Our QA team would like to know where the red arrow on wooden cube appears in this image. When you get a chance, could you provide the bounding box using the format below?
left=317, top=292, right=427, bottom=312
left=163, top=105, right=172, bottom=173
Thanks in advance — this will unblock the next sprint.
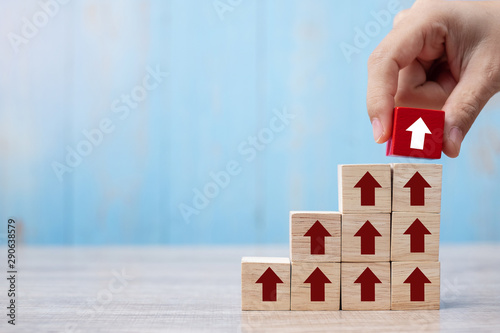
left=304, top=220, right=332, bottom=255
left=354, top=267, right=382, bottom=301
left=404, top=171, right=431, bottom=206
left=354, top=221, right=382, bottom=255
left=256, top=267, right=283, bottom=302
left=404, top=218, right=431, bottom=253
left=404, top=267, right=431, bottom=301
left=304, top=267, right=331, bottom=302
left=354, top=171, right=382, bottom=206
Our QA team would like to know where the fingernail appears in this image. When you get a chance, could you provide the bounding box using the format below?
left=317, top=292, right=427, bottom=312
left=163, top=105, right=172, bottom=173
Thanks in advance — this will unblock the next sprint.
left=449, top=127, right=463, bottom=155
left=372, top=118, right=384, bottom=143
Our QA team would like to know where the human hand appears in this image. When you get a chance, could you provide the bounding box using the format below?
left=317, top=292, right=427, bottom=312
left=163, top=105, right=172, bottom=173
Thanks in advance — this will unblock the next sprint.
left=367, top=0, right=500, bottom=157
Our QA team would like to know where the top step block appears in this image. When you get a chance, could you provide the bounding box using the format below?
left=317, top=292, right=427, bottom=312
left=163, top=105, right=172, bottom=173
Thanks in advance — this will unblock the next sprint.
left=392, top=163, right=442, bottom=213
left=338, top=164, right=392, bottom=214
left=386, top=107, right=445, bottom=159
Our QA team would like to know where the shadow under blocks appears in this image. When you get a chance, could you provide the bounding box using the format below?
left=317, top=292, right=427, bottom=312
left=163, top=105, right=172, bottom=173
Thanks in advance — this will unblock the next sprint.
left=241, top=163, right=441, bottom=310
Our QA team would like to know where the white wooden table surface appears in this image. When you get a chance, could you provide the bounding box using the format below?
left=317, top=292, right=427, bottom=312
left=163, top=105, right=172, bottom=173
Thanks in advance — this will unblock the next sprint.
left=2, top=244, right=500, bottom=332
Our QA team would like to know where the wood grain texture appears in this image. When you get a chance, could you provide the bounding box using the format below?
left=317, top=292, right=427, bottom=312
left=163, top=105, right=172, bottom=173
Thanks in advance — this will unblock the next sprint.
left=338, top=164, right=392, bottom=214
left=242, top=257, right=291, bottom=310
left=391, top=213, right=440, bottom=262
left=341, top=214, right=391, bottom=262
left=391, top=261, right=440, bottom=310
left=7, top=245, right=500, bottom=332
left=392, top=164, right=442, bottom=213
left=341, top=262, right=391, bottom=310
left=290, top=211, right=341, bottom=262
left=291, top=262, right=340, bottom=311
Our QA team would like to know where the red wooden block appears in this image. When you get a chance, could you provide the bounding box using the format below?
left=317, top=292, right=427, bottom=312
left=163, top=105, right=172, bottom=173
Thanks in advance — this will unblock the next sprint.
left=386, top=107, right=445, bottom=159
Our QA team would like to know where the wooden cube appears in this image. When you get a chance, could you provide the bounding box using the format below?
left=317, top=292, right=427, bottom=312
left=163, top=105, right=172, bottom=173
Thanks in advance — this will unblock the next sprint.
left=338, top=164, right=392, bottom=213
left=341, top=262, right=391, bottom=310
left=341, top=214, right=390, bottom=262
left=392, top=163, right=442, bottom=213
left=291, top=262, right=340, bottom=310
left=391, top=261, right=440, bottom=310
left=386, top=107, right=445, bottom=159
left=290, top=211, right=341, bottom=263
left=241, top=257, right=290, bottom=310
left=391, top=213, right=440, bottom=262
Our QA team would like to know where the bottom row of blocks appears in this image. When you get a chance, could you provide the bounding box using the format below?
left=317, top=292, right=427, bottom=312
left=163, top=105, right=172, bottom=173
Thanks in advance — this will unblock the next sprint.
left=241, top=257, right=440, bottom=310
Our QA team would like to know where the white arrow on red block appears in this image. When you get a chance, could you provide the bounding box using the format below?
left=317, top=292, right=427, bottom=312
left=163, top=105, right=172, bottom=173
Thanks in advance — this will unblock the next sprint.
left=406, top=117, right=431, bottom=150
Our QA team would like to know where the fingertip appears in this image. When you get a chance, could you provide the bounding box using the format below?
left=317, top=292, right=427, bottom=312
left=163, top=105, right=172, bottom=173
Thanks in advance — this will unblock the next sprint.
left=378, top=134, right=391, bottom=144
left=442, top=145, right=459, bottom=158
left=442, top=126, right=463, bottom=158
left=371, top=117, right=392, bottom=144
left=371, top=118, right=384, bottom=143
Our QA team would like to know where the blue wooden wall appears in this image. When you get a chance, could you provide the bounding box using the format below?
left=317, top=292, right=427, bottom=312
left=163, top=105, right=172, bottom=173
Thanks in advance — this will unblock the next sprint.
left=1, top=0, right=500, bottom=245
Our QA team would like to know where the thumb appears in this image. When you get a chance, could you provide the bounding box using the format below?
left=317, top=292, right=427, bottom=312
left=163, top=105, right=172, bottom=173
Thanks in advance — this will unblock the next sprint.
left=441, top=62, right=499, bottom=158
